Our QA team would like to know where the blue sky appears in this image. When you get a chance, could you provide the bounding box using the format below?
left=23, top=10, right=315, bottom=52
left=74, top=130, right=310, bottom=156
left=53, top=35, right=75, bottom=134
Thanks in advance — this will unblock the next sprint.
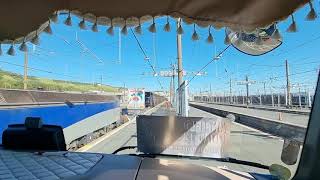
left=0, top=4, right=319, bottom=95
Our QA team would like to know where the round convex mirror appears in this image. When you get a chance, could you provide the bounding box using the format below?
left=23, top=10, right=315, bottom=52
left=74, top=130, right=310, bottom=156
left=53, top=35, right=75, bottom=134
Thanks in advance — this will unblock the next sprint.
left=226, top=24, right=282, bottom=56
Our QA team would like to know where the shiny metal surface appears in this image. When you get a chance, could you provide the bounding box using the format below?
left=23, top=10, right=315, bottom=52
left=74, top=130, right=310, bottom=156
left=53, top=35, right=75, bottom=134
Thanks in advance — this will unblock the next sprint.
left=137, top=115, right=232, bottom=158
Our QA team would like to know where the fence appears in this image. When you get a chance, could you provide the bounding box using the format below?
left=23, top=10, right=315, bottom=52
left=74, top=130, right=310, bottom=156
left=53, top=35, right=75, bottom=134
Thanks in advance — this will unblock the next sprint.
left=192, top=92, right=314, bottom=109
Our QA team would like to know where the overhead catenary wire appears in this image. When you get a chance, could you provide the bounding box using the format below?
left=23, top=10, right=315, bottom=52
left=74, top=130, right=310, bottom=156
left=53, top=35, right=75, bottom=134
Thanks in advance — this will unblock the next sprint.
left=230, top=58, right=320, bottom=79
left=199, top=63, right=318, bottom=95
left=280, top=68, right=318, bottom=78
left=130, top=28, right=164, bottom=90
left=186, top=45, right=231, bottom=87
left=199, top=35, right=320, bottom=94
left=75, top=32, right=103, bottom=64
left=273, top=34, right=320, bottom=57
left=152, top=33, right=157, bottom=69
left=130, top=28, right=148, bottom=57
left=0, top=60, right=77, bottom=78
left=234, top=35, right=320, bottom=74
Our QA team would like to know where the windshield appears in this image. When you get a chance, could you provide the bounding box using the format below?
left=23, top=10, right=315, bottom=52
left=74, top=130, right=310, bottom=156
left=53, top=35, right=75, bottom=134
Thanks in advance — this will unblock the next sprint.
left=0, top=3, right=317, bottom=177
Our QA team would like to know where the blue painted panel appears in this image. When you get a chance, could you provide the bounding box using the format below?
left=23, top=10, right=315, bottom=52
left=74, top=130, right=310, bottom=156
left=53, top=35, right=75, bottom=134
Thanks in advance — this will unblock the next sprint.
left=0, top=102, right=118, bottom=142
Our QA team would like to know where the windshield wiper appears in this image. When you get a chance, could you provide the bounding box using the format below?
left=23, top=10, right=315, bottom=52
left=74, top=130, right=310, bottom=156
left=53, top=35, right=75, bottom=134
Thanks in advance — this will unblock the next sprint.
left=112, top=146, right=137, bottom=154
left=112, top=146, right=269, bottom=170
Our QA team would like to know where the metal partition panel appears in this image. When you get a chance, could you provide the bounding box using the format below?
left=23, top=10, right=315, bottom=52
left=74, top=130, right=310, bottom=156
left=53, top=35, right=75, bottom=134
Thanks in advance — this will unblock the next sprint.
left=137, top=115, right=229, bottom=158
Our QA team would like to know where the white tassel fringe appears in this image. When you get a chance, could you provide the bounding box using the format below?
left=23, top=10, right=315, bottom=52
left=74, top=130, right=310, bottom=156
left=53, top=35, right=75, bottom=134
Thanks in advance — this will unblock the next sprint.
left=7, top=44, right=15, bottom=56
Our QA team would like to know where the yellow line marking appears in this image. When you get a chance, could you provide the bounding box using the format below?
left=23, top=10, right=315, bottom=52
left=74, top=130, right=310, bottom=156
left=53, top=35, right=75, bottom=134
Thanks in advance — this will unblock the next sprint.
left=76, top=119, right=134, bottom=152
left=76, top=101, right=166, bottom=152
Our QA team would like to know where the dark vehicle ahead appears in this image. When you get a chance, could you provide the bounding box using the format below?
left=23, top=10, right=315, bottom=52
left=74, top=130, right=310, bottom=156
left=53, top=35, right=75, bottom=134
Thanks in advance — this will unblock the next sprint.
left=145, top=92, right=154, bottom=107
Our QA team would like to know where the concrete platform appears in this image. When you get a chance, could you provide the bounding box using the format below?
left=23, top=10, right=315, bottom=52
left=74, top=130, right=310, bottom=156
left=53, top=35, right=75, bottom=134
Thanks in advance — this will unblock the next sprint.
left=85, top=106, right=300, bottom=174
left=192, top=102, right=308, bottom=127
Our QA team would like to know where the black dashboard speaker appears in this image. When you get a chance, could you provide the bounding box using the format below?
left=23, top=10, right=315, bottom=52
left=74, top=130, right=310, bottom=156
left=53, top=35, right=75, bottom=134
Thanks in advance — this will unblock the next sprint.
left=2, top=117, right=66, bottom=151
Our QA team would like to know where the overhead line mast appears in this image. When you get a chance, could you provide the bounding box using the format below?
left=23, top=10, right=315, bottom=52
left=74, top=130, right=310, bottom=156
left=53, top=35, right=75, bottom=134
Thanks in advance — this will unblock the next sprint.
left=177, top=18, right=183, bottom=87
left=285, top=60, right=292, bottom=107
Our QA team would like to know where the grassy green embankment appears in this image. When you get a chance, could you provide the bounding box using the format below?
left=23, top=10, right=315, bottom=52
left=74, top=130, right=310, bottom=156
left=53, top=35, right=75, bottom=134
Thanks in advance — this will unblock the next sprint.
left=0, top=70, right=119, bottom=92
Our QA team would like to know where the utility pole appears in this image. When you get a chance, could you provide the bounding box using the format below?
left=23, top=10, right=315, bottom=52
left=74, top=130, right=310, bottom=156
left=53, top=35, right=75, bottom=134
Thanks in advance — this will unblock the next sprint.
left=23, top=51, right=28, bottom=90
left=307, top=88, right=312, bottom=108
left=172, top=64, right=175, bottom=106
left=298, top=84, right=302, bottom=109
left=246, top=76, right=249, bottom=106
left=285, top=60, right=291, bottom=106
left=170, top=77, right=173, bottom=105
left=177, top=18, right=183, bottom=87
left=258, top=89, right=262, bottom=105
left=170, top=63, right=176, bottom=106
left=284, top=87, right=288, bottom=106
left=292, top=83, right=302, bottom=109
left=240, top=90, right=244, bottom=105
left=235, top=92, right=238, bottom=104
left=176, top=18, right=183, bottom=115
left=236, top=75, right=255, bottom=107
left=271, top=88, right=274, bottom=107
left=229, top=78, right=232, bottom=104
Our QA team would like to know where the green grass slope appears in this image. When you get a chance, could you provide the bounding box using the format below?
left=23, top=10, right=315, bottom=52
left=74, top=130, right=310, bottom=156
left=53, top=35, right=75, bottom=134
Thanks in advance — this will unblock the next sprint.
left=0, top=70, right=119, bottom=92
